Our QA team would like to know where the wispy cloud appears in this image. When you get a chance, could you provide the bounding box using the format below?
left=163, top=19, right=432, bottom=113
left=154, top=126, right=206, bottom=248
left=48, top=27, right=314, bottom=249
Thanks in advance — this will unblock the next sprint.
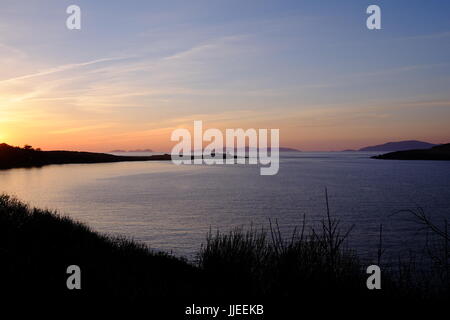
left=348, top=63, right=449, bottom=79
left=0, top=56, right=132, bottom=85
left=50, top=123, right=117, bottom=135
left=163, top=35, right=249, bottom=61
left=0, top=41, right=27, bottom=58
left=403, top=31, right=450, bottom=40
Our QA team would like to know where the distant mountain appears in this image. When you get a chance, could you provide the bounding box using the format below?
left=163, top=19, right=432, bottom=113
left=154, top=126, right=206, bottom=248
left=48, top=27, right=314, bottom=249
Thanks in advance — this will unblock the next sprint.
left=192, top=147, right=301, bottom=153
left=128, top=149, right=153, bottom=153
left=373, top=143, right=450, bottom=160
left=109, top=149, right=153, bottom=153
left=238, top=147, right=300, bottom=152
left=279, top=147, right=301, bottom=152
left=359, top=140, right=436, bottom=152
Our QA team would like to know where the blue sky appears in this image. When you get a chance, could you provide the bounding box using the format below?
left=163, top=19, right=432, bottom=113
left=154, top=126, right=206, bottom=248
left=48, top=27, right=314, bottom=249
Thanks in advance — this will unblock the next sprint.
left=1, top=0, right=449, bottom=151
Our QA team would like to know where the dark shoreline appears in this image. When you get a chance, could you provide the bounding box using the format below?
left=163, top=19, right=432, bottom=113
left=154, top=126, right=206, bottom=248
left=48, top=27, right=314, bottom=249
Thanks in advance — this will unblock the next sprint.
left=0, top=143, right=249, bottom=171
left=0, top=143, right=171, bottom=170
left=372, top=143, right=450, bottom=160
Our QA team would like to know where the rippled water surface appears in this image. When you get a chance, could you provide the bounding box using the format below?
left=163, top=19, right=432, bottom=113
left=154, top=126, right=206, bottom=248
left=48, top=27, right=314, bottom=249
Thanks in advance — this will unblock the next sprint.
left=1, top=152, right=450, bottom=260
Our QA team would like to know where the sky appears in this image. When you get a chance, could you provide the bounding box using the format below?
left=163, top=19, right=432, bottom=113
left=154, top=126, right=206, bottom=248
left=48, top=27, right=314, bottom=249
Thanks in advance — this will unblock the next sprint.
left=1, top=0, right=450, bottom=151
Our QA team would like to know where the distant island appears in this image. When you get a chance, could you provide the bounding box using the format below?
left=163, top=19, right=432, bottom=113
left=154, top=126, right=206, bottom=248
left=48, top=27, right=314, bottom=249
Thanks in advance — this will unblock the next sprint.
left=0, top=143, right=170, bottom=170
left=110, top=149, right=154, bottom=153
left=111, top=147, right=299, bottom=153
left=373, top=143, right=450, bottom=160
left=359, top=140, right=436, bottom=152
left=232, top=147, right=300, bottom=152
left=279, top=147, right=301, bottom=152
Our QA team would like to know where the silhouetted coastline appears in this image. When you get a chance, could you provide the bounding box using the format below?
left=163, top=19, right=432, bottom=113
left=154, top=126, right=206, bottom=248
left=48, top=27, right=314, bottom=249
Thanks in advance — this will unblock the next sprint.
left=373, top=143, right=450, bottom=160
left=0, top=143, right=252, bottom=170
left=0, top=143, right=171, bottom=170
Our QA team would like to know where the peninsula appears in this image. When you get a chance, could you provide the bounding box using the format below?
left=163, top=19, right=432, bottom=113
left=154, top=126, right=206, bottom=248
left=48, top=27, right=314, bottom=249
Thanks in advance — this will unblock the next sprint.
left=372, top=143, right=450, bottom=160
left=0, top=143, right=171, bottom=170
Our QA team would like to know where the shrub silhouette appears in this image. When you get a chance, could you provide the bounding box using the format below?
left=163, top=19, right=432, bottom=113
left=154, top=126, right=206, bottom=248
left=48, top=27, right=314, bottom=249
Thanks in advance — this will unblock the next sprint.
left=0, top=192, right=448, bottom=306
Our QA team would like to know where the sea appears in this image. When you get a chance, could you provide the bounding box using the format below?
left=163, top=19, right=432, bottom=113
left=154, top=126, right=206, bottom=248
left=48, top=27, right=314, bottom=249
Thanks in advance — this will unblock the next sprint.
left=1, top=151, right=449, bottom=262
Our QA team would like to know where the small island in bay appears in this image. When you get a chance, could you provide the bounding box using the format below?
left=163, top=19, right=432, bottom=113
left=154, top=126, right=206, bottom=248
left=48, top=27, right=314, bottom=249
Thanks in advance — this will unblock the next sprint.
left=372, top=143, right=450, bottom=160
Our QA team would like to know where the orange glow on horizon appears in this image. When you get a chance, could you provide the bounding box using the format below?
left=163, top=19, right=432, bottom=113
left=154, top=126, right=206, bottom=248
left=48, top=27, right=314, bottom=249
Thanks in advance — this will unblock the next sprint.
left=2, top=117, right=449, bottom=153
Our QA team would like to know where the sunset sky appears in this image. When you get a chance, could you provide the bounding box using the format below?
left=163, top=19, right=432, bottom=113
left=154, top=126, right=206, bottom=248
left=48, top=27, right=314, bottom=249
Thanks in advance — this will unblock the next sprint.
left=1, top=0, right=450, bottom=151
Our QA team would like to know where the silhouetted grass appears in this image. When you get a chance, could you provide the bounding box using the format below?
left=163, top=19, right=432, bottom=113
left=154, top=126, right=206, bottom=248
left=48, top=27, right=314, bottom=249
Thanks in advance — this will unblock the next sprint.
left=383, top=208, right=450, bottom=299
left=0, top=194, right=201, bottom=302
left=197, top=212, right=364, bottom=299
left=0, top=192, right=448, bottom=305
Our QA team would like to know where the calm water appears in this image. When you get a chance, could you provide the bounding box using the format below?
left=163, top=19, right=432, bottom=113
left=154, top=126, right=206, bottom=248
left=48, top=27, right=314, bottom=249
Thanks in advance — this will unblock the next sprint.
left=1, top=152, right=450, bottom=261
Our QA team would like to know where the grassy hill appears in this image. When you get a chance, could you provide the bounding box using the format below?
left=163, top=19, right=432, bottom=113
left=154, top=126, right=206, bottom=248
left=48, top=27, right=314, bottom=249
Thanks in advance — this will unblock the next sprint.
left=1, top=193, right=449, bottom=307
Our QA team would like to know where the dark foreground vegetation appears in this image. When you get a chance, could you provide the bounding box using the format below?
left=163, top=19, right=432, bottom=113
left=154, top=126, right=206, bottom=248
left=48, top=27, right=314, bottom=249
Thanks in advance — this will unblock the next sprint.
left=0, top=143, right=171, bottom=170
left=0, top=193, right=449, bottom=311
left=373, top=143, right=450, bottom=160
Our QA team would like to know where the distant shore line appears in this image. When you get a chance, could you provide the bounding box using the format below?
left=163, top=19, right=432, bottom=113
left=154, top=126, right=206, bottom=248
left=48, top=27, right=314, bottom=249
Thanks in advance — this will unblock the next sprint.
left=2, top=142, right=449, bottom=172
left=0, top=143, right=253, bottom=171
left=0, top=143, right=172, bottom=170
